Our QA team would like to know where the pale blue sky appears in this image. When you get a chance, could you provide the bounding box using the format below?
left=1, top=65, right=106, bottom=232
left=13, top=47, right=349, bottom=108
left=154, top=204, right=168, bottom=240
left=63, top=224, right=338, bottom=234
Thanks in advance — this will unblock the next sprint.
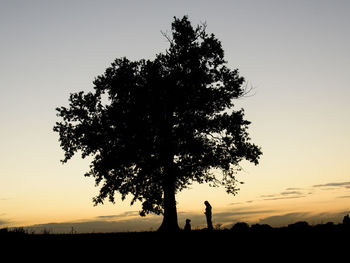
left=0, top=0, right=349, bottom=231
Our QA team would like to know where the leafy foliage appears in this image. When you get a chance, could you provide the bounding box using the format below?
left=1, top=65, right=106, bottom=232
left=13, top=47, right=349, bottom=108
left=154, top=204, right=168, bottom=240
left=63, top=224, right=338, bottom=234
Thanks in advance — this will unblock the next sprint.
left=54, top=16, right=262, bottom=216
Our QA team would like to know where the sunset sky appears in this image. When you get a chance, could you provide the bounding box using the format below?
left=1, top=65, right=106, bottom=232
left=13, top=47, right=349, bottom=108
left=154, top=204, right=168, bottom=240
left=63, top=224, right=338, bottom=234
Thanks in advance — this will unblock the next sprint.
left=1, top=0, right=349, bottom=233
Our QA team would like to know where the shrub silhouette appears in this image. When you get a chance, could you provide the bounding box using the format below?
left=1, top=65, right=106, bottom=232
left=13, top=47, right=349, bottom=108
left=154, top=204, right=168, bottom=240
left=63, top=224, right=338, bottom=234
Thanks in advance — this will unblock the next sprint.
left=287, top=221, right=310, bottom=231
left=250, top=224, right=273, bottom=233
left=231, top=222, right=250, bottom=232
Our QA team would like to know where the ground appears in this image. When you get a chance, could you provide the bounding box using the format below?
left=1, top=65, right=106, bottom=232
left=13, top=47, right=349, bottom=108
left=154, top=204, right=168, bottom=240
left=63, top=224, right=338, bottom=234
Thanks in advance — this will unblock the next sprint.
left=1, top=223, right=349, bottom=260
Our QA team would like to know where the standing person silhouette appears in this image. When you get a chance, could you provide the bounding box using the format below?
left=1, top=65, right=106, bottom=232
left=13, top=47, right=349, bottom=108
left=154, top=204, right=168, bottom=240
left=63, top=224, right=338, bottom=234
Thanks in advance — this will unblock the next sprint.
left=204, top=201, right=213, bottom=230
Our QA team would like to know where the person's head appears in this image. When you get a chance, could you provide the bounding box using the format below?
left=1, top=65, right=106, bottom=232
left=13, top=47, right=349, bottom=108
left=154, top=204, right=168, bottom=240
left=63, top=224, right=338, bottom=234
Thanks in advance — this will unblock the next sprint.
left=186, top=219, right=191, bottom=223
left=204, top=200, right=210, bottom=207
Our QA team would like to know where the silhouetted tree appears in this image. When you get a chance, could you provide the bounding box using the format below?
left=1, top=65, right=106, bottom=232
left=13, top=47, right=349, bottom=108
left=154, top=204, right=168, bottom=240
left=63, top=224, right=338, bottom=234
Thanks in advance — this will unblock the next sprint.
left=53, top=16, right=262, bottom=232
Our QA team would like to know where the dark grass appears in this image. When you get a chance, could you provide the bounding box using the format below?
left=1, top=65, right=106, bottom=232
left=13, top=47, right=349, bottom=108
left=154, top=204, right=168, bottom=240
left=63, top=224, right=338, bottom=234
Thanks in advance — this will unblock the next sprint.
left=1, top=222, right=349, bottom=259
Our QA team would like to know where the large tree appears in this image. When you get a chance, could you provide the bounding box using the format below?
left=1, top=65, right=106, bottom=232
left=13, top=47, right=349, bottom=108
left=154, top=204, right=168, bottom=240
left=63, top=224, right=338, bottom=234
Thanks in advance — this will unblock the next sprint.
left=54, top=16, right=262, bottom=232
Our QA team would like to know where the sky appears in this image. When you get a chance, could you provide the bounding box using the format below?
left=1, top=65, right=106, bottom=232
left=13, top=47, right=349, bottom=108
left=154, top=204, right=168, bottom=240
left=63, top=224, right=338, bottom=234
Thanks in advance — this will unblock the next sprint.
left=0, top=0, right=349, bottom=233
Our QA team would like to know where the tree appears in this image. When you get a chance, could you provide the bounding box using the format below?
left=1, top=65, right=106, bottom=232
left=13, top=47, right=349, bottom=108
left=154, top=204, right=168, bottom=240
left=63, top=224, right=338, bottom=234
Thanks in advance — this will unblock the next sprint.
left=53, top=16, right=262, bottom=232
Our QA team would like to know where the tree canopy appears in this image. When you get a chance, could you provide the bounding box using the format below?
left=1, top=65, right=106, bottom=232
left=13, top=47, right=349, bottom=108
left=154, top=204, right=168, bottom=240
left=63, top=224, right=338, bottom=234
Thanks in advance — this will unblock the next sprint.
left=54, top=16, right=262, bottom=231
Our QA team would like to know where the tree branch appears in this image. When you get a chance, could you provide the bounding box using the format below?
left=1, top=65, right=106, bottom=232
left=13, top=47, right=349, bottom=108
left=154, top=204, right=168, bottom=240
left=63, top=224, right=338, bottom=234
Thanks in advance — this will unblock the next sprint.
left=160, top=30, right=173, bottom=44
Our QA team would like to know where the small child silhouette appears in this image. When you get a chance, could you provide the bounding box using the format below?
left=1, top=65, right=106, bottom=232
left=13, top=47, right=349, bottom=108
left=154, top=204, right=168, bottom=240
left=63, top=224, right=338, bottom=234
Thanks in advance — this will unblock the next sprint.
left=204, top=201, right=213, bottom=230
left=184, top=219, right=191, bottom=231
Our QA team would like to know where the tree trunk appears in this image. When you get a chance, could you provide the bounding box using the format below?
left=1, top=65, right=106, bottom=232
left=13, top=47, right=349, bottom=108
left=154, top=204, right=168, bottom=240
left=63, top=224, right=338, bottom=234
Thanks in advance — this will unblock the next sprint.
left=158, top=97, right=179, bottom=232
left=158, top=173, right=180, bottom=232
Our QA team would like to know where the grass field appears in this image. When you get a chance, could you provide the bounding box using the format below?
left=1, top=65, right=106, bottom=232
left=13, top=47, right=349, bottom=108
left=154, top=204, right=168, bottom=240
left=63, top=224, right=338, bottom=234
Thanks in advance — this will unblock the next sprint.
left=1, top=222, right=349, bottom=260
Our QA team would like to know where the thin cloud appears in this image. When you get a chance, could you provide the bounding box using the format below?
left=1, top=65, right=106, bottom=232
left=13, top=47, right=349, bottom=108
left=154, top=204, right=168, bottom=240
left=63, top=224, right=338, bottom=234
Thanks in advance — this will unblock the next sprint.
left=260, top=194, right=277, bottom=198
left=313, top=181, right=350, bottom=188
left=229, top=202, right=244, bottom=206
left=263, top=196, right=306, bottom=201
left=336, top=195, right=350, bottom=199
left=280, top=191, right=303, bottom=196
left=214, top=209, right=276, bottom=218
left=97, top=211, right=139, bottom=220
left=0, top=215, right=10, bottom=226
left=0, top=220, right=9, bottom=226
left=260, top=188, right=308, bottom=202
